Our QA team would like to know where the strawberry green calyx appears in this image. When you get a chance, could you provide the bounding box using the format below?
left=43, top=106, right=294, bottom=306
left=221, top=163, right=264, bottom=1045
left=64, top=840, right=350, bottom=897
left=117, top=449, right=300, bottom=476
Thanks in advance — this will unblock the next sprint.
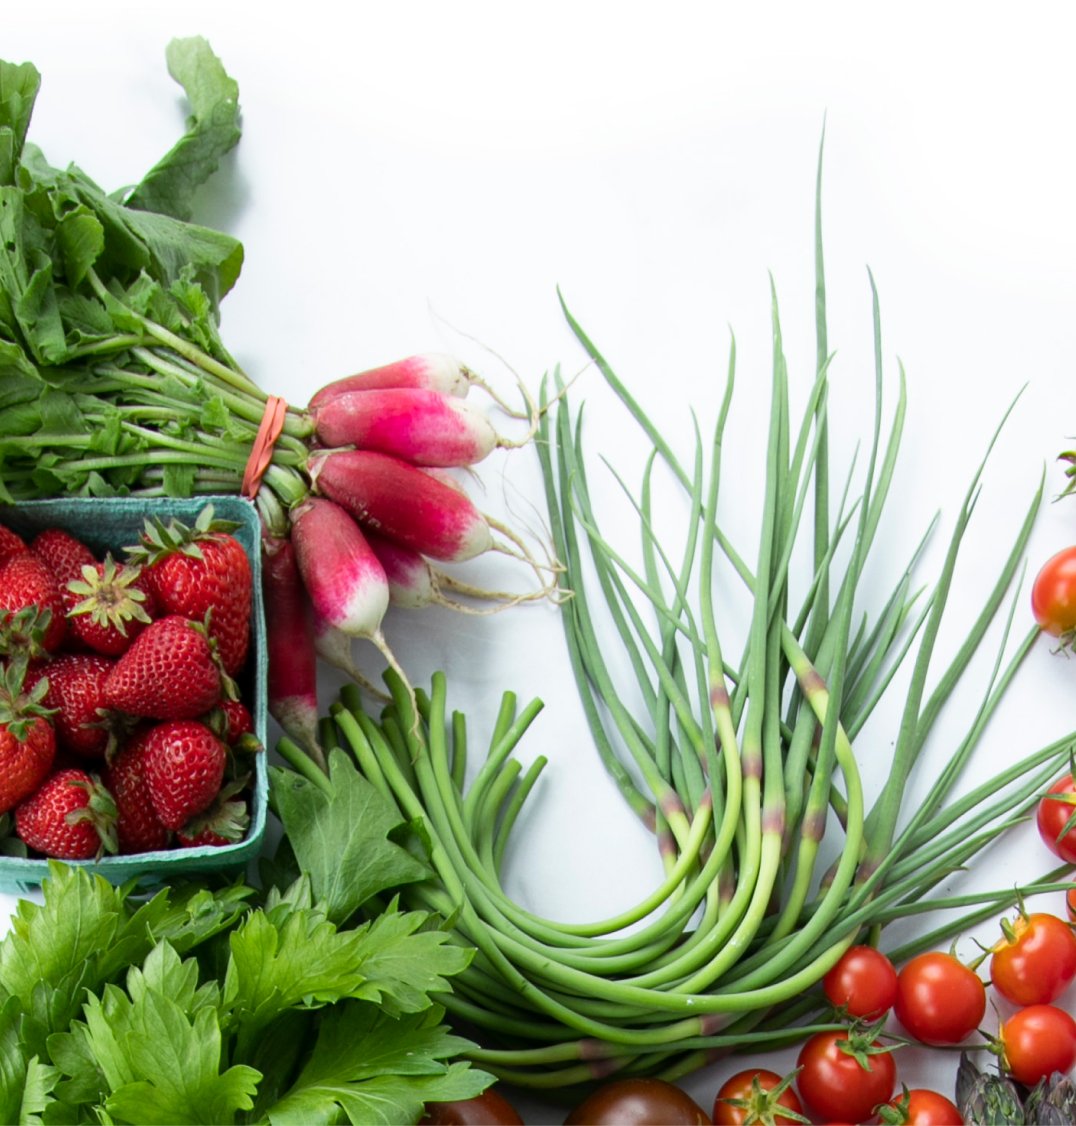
left=125, top=503, right=242, bottom=567
left=67, top=556, right=153, bottom=638
left=66, top=773, right=120, bottom=857
left=178, top=775, right=250, bottom=845
left=0, top=656, right=55, bottom=741
left=0, top=605, right=56, bottom=662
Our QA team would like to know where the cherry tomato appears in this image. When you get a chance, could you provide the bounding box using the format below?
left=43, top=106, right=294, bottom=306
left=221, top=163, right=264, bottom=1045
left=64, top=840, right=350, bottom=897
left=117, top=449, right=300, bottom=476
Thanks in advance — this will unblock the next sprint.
left=879, top=1087, right=963, bottom=1125
left=795, top=1029, right=897, bottom=1124
left=1031, top=546, right=1076, bottom=637
left=1067, top=880, right=1076, bottom=924
left=712, top=1068, right=803, bottom=1126
left=564, top=1078, right=710, bottom=1125
left=420, top=1087, right=524, bottom=1125
left=893, top=951, right=985, bottom=1045
left=1036, top=774, right=1076, bottom=863
left=1000, top=1003, right=1076, bottom=1085
left=990, top=911, right=1076, bottom=1005
left=822, top=945, right=899, bottom=1019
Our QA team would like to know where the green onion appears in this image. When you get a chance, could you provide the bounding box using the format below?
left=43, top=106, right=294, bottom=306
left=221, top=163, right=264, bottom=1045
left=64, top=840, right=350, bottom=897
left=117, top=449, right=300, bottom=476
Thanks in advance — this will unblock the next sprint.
left=311, top=147, right=1071, bottom=1092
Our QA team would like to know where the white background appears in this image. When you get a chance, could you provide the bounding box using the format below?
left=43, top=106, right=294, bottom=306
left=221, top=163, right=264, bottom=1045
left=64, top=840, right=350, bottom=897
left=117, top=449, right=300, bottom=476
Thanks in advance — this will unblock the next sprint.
left=5, top=3, right=1076, bottom=1122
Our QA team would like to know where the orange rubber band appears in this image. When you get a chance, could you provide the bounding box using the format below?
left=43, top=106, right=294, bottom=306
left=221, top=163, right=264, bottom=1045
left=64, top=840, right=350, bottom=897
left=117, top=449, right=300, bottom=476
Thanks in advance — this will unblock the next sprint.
left=241, top=395, right=289, bottom=498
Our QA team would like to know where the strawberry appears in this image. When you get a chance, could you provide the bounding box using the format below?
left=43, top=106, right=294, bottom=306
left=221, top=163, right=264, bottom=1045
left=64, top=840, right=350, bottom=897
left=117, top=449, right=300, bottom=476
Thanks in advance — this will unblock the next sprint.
left=104, top=727, right=170, bottom=854
left=30, top=527, right=96, bottom=586
left=0, top=551, right=66, bottom=653
left=204, top=697, right=261, bottom=753
left=0, top=658, right=56, bottom=814
left=102, top=615, right=228, bottom=720
left=128, top=506, right=253, bottom=676
left=64, top=556, right=156, bottom=656
left=14, top=768, right=117, bottom=859
left=140, top=719, right=227, bottom=831
left=0, top=522, right=27, bottom=565
left=38, top=652, right=115, bottom=759
left=176, top=777, right=249, bottom=848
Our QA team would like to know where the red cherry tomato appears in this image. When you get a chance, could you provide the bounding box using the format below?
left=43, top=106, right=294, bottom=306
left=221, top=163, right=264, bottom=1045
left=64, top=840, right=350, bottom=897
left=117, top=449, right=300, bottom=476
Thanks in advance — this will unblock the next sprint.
left=881, top=1087, right=963, bottom=1125
left=1031, top=546, right=1076, bottom=637
left=712, top=1068, right=803, bottom=1126
left=822, top=945, right=899, bottom=1019
left=795, top=1029, right=897, bottom=1124
left=1036, top=774, right=1076, bottom=863
left=990, top=911, right=1076, bottom=1005
left=894, top=951, right=985, bottom=1045
left=1000, top=1003, right=1076, bottom=1086
left=564, top=1078, right=710, bottom=1125
left=420, top=1087, right=524, bottom=1125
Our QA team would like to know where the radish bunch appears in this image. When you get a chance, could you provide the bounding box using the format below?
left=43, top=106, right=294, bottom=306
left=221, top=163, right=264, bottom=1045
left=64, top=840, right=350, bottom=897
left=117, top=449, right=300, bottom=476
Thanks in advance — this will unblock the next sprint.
left=257, top=353, right=556, bottom=763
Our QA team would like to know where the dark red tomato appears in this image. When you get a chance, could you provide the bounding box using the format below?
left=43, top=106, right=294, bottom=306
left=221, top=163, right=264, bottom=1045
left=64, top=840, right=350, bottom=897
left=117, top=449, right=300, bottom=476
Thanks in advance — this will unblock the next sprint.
left=564, top=1078, right=711, bottom=1125
left=420, top=1087, right=524, bottom=1125
left=822, top=945, right=899, bottom=1019
left=1000, top=1003, right=1076, bottom=1086
left=795, top=1029, right=897, bottom=1124
left=1031, top=546, right=1076, bottom=637
left=880, top=1088, right=963, bottom=1125
left=1036, top=774, right=1076, bottom=864
left=893, top=952, right=986, bottom=1045
left=712, top=1068, right=803, bottom=1126
left=990, top=911, right=1076, bottom=1005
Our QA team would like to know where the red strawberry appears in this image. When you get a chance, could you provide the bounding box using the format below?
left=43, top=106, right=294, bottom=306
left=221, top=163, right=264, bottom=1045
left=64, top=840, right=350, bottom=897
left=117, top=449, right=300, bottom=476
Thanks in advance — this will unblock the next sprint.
left=140, top=719, right=227, bottom=831
left=176, top=777, right=250, bottom=848
left=102, top=615, right=228, bottom=720
left=203, top=697, right=260, bottom=751
left=0, top=552, right=66, bottom=653
left=104, top=728, right=170, bottom=854
left=30, top=528, right=96, bottom=586
left=64, top=556, right=156, bottom=656
left=128, top=506, right=252, bottom=676
left=38, top=653, right=115, bottom=759
left=0, top=523, right=27, bottom=565
left=14, top=768, right=117, bottom=859
left=0, top=659, right=56, bottom=814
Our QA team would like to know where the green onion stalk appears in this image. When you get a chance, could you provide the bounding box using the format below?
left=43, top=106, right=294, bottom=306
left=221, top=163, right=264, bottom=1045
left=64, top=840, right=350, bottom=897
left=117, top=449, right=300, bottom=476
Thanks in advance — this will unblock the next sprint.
left=286, top=146, right=1076, bottom=1092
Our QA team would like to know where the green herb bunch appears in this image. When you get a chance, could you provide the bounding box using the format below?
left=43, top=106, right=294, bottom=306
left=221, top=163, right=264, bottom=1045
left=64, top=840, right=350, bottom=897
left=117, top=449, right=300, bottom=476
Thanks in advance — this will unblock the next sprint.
left=0, top=765, right=494, bottom=1123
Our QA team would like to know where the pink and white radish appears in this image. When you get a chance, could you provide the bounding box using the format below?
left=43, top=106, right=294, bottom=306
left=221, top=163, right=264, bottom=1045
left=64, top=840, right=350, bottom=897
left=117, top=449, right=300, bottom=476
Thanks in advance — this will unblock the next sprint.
left=307, top=353, right=472, bottom=408
left=364, top=528, right=560, bottom=614
left=262, top=532, right=323, bottom=767
left=362, top=530, right=436, bottom=609
left=308, top=449, right=494, bottom=563
left=310, top=387, right=499, bottom=467
left=289, top=495, right=407, bottom=691
left=290, top=496, right=388, bottom=636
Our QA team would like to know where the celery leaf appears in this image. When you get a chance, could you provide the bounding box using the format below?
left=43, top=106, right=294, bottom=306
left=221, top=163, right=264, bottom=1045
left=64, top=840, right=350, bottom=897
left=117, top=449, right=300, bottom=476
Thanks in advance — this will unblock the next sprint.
left=265, top=1003, right=493, bottom=1126
left=271, top=749, right=432, bottom=924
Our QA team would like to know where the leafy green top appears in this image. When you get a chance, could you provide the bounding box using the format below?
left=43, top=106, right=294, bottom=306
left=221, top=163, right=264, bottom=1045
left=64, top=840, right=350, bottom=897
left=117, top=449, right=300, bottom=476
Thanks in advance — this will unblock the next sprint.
left=0, top=39, right=312, bottom=519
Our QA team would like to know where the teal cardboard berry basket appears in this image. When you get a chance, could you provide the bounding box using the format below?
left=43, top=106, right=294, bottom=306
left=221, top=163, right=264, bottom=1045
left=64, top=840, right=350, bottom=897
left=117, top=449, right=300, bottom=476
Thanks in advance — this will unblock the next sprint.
left=0, top=495, right=268, bottom=893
